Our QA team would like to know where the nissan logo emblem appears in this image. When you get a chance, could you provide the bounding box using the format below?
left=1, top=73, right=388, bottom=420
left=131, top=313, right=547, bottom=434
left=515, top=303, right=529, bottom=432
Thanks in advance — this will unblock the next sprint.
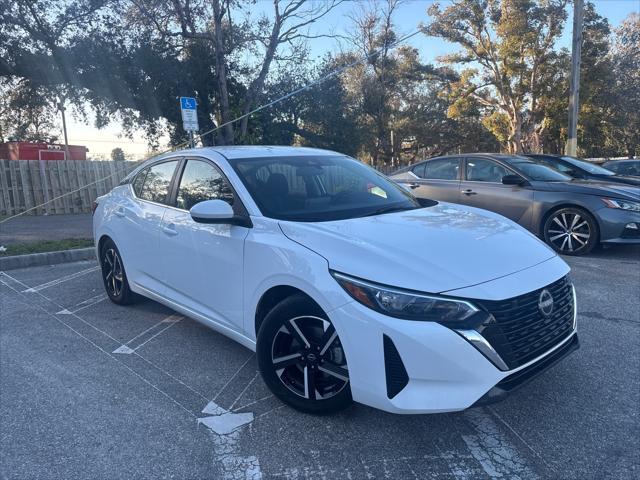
left=538, top=289, right=554, bottom=317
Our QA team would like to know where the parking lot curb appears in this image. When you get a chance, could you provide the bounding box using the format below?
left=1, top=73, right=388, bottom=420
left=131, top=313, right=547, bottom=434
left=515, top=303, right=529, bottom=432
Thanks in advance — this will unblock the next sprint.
left=0, top=247, right=96, bottom=271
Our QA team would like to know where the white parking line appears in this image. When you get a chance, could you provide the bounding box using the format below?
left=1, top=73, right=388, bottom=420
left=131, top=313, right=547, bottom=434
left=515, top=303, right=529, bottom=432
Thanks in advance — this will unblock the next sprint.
left=197, top=354, right=263, bottom=479
left=22, top=266, right=100, bottom=293
left=0, top=274, right=198, bottom=419
left=112, top=314, right=183, bottom=354
left=462, top=409, right=539, bottom=480
left=5, top=269, right=262, bottom=478
left=57, top=292, right=108, bottom=315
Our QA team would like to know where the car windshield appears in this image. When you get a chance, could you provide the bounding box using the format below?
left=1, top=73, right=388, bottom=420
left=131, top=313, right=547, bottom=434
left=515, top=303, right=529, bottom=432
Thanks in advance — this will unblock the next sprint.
left=230, top=155, right=421, bottom=221
left=509, top=161, right=572, bottom=181
left=561, top=156, right=615, bottom=175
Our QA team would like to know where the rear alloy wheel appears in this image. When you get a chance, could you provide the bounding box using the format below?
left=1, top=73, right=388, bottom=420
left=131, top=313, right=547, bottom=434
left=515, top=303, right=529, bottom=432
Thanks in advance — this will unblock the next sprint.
left=544, top=208, right=598, bottom=256
left=257, top=294, right=352, bottom=414
left=100, top=239, right=136, bottom=305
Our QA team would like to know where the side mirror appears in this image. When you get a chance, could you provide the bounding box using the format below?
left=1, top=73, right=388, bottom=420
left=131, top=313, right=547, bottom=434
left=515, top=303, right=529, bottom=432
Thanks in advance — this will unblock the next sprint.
left=502, top=174, right=525, bottom=186
left=190, top=200, right=251, bottom=227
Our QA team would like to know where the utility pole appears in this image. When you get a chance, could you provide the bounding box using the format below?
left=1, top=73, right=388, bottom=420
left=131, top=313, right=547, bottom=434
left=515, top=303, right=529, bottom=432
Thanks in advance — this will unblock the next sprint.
left=57, top=98, right=71, bottom=161
left=566, top=0, right=584, bottom=157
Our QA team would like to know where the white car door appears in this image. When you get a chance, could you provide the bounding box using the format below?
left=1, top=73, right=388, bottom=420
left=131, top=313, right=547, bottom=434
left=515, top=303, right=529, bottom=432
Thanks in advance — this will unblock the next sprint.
left=114, top=158, right=180, bottom=296
left=158, top=158, right=250, bottom=332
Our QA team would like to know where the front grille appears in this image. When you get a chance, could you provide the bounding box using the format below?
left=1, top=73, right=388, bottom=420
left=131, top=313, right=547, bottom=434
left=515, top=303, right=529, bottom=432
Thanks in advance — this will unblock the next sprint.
left=476, top=276, right=574, bottom=369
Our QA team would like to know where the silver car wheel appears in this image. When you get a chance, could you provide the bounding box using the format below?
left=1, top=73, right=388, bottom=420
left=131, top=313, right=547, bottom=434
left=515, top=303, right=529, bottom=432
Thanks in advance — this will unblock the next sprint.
left=271, top=315, right=349, bottom=400
left=547, top=212, right=591, bottom=253
left=103, top=248, right=124, bottom=297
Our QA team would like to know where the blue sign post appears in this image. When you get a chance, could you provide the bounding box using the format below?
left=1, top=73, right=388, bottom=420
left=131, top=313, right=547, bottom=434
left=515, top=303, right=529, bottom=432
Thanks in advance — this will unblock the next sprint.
left=180, top=97, right=199, bottom=147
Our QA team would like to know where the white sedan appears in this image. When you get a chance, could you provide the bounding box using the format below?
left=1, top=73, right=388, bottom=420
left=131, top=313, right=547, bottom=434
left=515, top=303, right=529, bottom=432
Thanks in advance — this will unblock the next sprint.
left=93, top=146, right=579, bottom=414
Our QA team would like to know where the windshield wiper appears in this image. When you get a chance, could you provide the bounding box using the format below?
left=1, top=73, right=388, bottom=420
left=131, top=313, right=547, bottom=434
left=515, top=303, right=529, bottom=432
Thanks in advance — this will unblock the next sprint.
left=362, top=205, right=414, bottom=218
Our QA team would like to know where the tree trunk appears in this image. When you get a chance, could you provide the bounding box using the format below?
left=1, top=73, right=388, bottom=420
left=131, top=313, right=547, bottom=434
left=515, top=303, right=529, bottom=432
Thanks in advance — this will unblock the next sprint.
left=212, top=0, right=234, bottom=145
left=238, top=12, right=281, bottom=140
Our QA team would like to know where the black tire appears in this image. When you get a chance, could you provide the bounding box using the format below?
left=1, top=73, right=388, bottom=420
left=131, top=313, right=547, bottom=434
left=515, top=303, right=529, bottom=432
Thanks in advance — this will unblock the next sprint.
left=543, top=207, right=599, bottom=256
left=100, top=238, right=136, bottom=305
left=257, top=294, right=352, bottom=414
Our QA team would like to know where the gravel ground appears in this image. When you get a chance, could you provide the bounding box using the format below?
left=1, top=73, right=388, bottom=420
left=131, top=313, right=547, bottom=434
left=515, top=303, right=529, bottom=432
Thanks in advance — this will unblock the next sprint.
left=1, top=245, right=638, bottom=479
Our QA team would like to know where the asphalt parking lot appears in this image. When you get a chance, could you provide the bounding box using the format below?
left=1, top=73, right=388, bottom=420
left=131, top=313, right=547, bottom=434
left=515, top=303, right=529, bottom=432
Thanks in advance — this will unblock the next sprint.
left=1, top=246, right=639, bottom=479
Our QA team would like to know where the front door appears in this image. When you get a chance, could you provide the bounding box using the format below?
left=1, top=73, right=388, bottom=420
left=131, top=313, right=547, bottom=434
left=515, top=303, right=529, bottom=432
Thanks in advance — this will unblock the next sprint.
left=461, top=157, right=534, bottom=228
left=159, top=158, right=249, bottom=333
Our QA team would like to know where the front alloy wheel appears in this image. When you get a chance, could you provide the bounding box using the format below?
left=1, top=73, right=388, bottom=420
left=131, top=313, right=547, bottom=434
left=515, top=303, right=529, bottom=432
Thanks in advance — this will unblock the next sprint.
left=544, top=208, right=598, bottom=255
left=271, top=315, right=349, bottom=401
left=257, top=294, right=352, bottom=413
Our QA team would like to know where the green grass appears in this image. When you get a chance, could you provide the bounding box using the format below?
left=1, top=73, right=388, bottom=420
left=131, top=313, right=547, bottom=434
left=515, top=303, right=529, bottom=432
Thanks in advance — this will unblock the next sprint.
left=0, top=238, right=94, bottom=257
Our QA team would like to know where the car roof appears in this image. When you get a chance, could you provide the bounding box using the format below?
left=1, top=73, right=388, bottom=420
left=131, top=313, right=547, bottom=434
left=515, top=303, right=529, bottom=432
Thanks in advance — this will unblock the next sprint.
left=425, top=153, right=533, bottom=163
left=605, top=159, right=638, bottom=164
left=524, top=153, right=563, bottom=159
left=189, top=145, right=340, bottom=160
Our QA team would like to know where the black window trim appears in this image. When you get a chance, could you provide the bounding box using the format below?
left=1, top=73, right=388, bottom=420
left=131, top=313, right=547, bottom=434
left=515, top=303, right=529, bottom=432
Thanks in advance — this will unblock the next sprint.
left=412, top=156, right=463, bottom=182
left=170, top=156, right=251, bottom=219
left=463, top=156, right=525, bottom=184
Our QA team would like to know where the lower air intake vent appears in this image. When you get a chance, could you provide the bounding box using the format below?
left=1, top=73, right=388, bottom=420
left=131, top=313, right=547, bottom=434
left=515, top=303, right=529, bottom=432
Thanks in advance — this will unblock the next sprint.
left=383, top=334, right=409, bottom=399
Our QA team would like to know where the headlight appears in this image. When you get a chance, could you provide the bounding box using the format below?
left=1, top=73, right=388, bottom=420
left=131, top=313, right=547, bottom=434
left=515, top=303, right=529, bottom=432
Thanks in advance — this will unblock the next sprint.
left=331, top=271, right=478, bottom=322
left=601, top=198, right=640, bottom=212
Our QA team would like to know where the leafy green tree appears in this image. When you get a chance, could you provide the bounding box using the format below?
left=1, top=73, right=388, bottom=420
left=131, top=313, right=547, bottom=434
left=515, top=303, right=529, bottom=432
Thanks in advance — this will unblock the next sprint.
left=110, top=147, right=126, bottom=161
left=607, top=13, right=640, bottom=158
left=423, top=0, right=568, bottom=153
left=576, top=2, right=615, bottom=158
left=0, top=78, right=59, bottom=143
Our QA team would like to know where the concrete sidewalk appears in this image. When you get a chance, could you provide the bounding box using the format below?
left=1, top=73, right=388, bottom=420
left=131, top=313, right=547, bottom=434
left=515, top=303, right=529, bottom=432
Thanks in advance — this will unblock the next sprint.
left=0, top=214, right=93, bottom=245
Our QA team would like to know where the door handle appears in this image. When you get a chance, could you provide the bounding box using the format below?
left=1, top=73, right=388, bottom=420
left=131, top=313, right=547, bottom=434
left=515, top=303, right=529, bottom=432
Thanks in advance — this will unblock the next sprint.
left=162, top=224, right=178, bottom=236
left=461, top=189, right=477, bottom=196
left=114, top=207, right=126, bottom=217
left=408, top=183, right=420, bottom=189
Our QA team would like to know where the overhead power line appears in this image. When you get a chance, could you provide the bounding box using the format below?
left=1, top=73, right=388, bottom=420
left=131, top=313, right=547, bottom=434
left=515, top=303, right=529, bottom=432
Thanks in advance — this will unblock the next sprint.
left=0, top=28, right=421, bottom=225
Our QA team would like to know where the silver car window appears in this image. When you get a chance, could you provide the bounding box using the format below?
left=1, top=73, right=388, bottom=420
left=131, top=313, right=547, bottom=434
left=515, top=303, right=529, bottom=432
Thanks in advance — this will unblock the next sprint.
left=421, top=158, right=459, bottom=180
left=175, top=160, right=234, bottom=210
left=466, top=158, right=510, bottom=183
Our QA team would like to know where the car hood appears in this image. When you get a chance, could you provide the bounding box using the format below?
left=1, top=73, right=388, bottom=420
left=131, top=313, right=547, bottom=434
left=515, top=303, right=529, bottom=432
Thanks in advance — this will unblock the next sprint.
left=279, top=203, right=557, bottom=294
left=532, top=179, right=640, bottom=199
left=603, top=175, right=640, bottom=186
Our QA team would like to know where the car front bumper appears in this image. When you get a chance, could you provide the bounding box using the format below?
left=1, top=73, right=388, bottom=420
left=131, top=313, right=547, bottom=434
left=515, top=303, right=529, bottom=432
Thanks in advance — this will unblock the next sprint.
left=596, top=206, right=640, bottom=244
left=327, top=258, right=579, bottom=414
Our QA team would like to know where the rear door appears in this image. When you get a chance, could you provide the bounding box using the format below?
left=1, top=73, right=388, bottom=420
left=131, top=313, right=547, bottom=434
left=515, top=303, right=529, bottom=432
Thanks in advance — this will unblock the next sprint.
left=409, top=157, right=462, bottom=204
left=159, top=157, right=250, bottom=332
left=113, top=158, right=181, bottom=296
left=460, top=157, right=534, bottom=228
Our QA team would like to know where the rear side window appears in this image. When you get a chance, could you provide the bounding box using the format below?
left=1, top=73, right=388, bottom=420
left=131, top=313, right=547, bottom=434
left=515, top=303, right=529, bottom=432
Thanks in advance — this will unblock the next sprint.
left=139, top=160, right=179, bottom=204
left=132, top=169, right=148, bottom=196
left=175, top=160, right=234, bottom=210
left=421, top=158, right=460, bottom=180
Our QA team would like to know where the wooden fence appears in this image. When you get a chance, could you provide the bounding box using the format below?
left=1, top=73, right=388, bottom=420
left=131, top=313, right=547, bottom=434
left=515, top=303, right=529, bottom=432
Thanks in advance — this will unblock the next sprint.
left=0, top=158, right=401, bottom=217
left=0, top=159, right=137, bottom=216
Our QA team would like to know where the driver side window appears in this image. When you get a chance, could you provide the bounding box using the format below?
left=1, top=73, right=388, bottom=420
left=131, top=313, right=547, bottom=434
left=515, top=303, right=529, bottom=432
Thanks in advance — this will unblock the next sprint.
left=466, top=158, right=511, bottom=183
left=175, top=160, right=234, bottom=211
left=542, top=158, right=573, bottom=174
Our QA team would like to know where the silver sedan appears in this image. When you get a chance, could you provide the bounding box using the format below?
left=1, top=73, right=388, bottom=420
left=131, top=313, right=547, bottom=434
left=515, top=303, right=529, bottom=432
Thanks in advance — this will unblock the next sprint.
left=391, top=153, right=640, bottom=255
